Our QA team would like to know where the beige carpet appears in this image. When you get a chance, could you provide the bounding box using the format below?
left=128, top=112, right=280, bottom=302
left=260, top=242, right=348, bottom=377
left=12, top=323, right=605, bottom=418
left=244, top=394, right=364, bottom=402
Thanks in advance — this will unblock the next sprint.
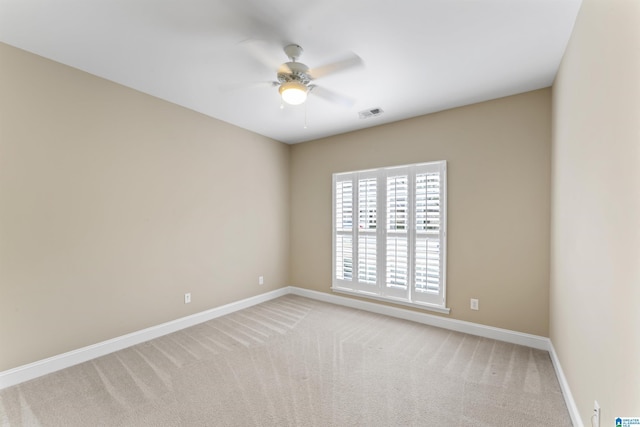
left=0, top=295, right=572, bottom=426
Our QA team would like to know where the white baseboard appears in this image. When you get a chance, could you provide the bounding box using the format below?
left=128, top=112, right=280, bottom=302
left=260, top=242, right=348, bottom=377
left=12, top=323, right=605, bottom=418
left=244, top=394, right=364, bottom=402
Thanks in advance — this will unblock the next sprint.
left=0, top=287, right=289, bottom=390
left=548, top=341, right=583, bottom=427
left=289, top=287, right=551, bottom=350
left=0, top=284, right=581, bottom=426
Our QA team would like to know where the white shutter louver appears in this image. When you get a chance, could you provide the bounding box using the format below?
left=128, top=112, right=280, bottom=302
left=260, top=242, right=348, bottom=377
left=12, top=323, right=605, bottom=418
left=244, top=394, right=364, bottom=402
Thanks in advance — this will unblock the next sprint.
left=336, top=181, right=353, bottom=232
left=387, top=175, right=408, bottom=230
left=357, top=178, right=377, bottom=285
left=426, top=239, right=440, bottom=292
left=386, top=175, right=409, bottom=291
left=336, top=235, right=353, bottom=280
left=358, top=235, right=377, bottom=284
left=426, top=173, right=441, bottom=232
left=413, top=167, right=444, bottom=304
left=358, top=178, right=377, bottom=230
left=386, top=236, right=408, bottom=289
left=335, top=180, right=354, bottom=282
left=416, top=172, right=440, bottom=232
left=415, top=172, right=441, bottom=295
left=415, top=238, right=440, bottom=293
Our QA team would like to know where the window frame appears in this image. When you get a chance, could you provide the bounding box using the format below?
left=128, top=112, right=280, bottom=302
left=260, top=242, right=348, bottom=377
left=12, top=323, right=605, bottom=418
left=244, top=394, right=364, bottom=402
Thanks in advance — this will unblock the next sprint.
left=332, top=160, right=449, bottom=314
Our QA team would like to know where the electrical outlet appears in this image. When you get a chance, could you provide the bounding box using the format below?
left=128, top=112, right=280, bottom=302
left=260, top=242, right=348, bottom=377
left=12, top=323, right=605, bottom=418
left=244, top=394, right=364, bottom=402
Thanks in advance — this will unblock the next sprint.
left=258, top=276, right=264, bottom=285
left=184, top=293, right=191, bottom=304
left=593, top=400, right=600, bottom=427
left=470, top=298, right=479, bottom=310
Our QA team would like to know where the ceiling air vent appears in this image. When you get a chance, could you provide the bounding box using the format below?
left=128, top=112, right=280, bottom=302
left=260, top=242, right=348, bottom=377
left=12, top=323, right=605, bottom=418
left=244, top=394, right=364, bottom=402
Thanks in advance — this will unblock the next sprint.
left=358, top=107, right=384, bottom=119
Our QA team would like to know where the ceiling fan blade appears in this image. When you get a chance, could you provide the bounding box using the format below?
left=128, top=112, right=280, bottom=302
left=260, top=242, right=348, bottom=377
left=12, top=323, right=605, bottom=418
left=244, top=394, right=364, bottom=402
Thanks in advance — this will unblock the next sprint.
left=310, top=85, right=355, bottom=108
left=308, top=53, right=364, bottom=80
left=220, top=0, right=291, bottom=45
left=219, top=80, right=278, bottom=93
left=238, top=39, right=286, bottom=72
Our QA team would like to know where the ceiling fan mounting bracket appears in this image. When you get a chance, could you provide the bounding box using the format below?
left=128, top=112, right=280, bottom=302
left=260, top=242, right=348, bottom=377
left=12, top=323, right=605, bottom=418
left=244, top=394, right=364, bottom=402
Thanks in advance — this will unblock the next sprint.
left=284, top=44, right=304, bottom=62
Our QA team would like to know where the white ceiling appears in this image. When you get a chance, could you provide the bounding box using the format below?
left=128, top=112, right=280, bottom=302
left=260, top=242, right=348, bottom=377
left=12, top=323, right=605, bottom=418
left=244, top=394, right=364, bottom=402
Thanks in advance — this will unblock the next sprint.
left=0, top=0, right=582, bottom=144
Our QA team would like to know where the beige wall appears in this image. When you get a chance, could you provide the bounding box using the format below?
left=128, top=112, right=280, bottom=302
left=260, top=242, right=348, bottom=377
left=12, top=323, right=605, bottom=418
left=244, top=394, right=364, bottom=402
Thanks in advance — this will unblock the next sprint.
left=551, top=0, right=640, bottom=423
left=0, top=43, right=290, bottom=371
left=291, top=89, right=552, bottom=336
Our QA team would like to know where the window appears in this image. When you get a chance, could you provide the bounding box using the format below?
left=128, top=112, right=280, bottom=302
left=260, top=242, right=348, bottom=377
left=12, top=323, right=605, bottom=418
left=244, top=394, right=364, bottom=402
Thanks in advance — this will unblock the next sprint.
left=332, top=161, right=448, bottom=313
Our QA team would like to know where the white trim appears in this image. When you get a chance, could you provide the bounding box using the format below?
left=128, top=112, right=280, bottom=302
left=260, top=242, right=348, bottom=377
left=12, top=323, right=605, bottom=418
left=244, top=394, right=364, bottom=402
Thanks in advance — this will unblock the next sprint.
left=0, top=287, right=289, bottom=390
left=293, top=287, right=548, bottom=350
left=332, top=286, right=451, bottom=314
left=0, top=283, right=581, bottom=427
left=548, top=341, right=583, bottom=427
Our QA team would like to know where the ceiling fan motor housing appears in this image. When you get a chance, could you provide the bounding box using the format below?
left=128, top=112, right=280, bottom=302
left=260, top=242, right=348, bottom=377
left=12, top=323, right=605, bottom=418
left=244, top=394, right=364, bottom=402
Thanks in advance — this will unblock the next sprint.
left=277, top=61, right=311, bottom=85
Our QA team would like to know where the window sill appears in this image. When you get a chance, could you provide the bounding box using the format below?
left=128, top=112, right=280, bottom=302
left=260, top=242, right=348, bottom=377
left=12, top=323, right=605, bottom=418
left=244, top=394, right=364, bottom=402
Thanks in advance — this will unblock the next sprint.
left=331, top=287, right=451, bottom=315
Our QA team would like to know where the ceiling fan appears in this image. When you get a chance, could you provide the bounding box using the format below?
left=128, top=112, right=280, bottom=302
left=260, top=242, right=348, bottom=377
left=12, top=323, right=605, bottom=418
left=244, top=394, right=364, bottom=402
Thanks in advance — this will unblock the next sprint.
left=255, top=43, right=364, bottom=107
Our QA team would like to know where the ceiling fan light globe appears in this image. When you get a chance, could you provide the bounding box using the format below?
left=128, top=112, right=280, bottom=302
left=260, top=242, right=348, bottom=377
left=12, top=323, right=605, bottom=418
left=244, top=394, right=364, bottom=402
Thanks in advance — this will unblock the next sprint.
left=279, top=81, right=308, bottom=105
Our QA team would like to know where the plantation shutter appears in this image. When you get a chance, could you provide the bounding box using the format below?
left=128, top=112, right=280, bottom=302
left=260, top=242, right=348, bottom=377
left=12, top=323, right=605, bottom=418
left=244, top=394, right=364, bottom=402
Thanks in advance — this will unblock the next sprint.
left=385, top=172, right=410, bottom=298
left=334, top=177, right=354, bottom=284
left=412, top=163, right=446, bottom=305
left=333, top=161, right=447, bottom=311
left=357, top=176, right=377, bottom=288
